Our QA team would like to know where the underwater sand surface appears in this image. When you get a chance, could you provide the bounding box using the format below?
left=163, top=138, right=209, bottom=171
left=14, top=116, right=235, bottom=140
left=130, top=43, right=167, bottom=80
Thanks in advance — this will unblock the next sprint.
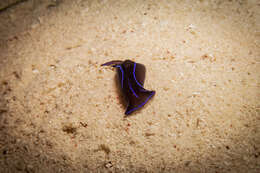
left=0, top=0, right=259, bottom=172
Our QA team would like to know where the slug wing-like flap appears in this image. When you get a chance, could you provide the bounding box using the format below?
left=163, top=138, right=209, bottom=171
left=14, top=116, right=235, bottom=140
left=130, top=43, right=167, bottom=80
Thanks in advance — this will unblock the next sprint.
left=125, top=89, right=155, bottom=115
left=101, top=60, right=123, bottom=67
left=134, top=63, right=146, bottom=87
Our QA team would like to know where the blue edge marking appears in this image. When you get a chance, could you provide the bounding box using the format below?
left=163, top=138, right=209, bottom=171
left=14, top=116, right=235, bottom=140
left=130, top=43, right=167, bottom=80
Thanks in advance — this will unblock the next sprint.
left=125, top=63, right=155, bottom=115
left=125, top=91, right=155, bottom=115
left=128, top=80, right=139, bottom=98
left=133, top=63, right=143, bottom=88
left=115, top=65, right=124, bottom=88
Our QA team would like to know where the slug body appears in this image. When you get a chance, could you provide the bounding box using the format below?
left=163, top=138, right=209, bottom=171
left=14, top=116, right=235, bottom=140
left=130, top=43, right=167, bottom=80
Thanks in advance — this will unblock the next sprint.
left=102, top=60, right=155, bottom=116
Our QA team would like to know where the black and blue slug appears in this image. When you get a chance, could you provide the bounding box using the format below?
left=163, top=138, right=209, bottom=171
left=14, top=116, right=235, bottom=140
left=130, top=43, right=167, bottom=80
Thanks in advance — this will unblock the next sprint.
left=101, top=60, right=155, bottom=116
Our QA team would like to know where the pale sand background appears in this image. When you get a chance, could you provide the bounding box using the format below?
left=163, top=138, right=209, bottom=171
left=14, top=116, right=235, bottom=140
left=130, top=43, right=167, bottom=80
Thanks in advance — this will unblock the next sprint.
left=0, top=0, right=259, bottom=172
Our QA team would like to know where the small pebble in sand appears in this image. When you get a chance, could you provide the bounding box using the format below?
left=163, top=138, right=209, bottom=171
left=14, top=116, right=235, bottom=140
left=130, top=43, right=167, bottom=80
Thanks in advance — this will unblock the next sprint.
left=104, top=161, right=113, bottom=168
left=32, top=69, right=39, bottom=74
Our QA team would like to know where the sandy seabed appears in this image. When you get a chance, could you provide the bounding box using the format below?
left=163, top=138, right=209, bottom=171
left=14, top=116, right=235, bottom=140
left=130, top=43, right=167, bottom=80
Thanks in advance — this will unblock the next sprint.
left=0, top=0, right=259, bottom=172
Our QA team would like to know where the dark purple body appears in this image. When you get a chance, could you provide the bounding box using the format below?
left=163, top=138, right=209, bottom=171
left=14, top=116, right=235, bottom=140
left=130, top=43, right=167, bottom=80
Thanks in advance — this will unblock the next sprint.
left=102, top=60, right=155, bottom=116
